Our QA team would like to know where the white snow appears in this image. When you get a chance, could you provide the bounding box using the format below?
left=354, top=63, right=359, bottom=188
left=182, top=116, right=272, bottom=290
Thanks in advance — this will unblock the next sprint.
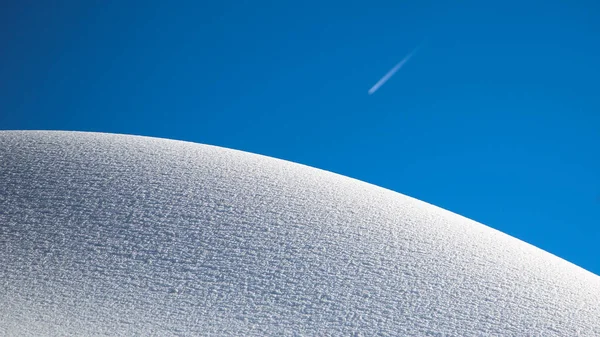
left=0, top=130, right=598, bottom=336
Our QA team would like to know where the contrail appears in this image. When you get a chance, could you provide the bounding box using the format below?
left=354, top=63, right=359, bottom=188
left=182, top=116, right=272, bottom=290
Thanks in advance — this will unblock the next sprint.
left=368, top=46, right=420, bottom=95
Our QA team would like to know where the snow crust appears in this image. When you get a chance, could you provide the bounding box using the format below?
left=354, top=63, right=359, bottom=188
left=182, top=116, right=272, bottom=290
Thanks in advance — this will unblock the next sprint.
left=1, top=131, right=599, bottom=336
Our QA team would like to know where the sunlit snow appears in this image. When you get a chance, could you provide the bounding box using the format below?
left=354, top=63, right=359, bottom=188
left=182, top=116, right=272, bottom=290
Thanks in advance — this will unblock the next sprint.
left=1, top=131, right=599, bottom=336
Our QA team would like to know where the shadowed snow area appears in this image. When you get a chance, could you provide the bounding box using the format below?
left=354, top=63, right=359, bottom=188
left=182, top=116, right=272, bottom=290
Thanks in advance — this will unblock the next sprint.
left=1, top=131, right=599, bottom=336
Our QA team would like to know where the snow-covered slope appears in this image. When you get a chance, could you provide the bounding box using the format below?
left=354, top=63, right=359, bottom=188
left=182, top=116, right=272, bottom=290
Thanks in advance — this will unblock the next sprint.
left=1, top=131, right=598, bottom=336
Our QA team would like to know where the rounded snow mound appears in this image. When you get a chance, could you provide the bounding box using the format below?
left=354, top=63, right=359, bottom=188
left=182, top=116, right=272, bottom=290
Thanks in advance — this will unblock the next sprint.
left=1, top=131, right=599, bottom=336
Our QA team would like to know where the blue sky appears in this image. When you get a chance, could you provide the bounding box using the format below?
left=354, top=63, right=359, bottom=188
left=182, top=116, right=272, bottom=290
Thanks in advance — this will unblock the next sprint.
left=1, top=1, right=599, bottom=275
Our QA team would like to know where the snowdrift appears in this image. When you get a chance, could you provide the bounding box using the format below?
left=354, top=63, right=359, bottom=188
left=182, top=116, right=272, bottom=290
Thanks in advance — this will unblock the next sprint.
left=1, top=131, right=598, bottom=336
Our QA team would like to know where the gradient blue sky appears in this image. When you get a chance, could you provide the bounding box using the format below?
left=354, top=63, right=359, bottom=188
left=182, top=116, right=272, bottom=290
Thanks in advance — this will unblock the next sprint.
left=1, top=1, right=599, bottom=275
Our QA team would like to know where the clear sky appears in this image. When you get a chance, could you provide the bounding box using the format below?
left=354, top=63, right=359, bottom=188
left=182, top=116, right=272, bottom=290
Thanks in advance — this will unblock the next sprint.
left=1, top=1, right=599, bottom=275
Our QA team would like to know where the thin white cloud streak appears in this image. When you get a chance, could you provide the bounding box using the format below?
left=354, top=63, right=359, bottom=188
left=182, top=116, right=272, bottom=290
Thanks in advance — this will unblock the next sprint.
left=368, top=46, right=420, bottom=95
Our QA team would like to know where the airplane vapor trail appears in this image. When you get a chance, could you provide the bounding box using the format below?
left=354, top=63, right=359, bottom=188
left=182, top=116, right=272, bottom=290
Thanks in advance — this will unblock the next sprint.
left=368, top=46, right=420, bottom=95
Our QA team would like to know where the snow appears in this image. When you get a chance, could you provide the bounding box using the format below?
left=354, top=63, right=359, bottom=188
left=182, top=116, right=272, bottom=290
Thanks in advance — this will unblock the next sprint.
left=0, top=130, right=598, bottom=336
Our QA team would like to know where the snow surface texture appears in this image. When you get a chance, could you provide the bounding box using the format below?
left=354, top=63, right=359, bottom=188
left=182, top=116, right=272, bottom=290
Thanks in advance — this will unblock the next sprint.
left=1, top=131, right=599, bottom=337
